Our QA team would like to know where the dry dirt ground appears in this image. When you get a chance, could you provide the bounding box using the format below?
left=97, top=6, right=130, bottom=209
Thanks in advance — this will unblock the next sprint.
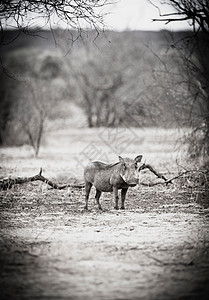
left=0, top=128, right=209, bottom=300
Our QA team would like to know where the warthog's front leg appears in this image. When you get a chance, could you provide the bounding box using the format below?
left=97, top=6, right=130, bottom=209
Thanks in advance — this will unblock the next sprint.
left=121, top=188, right=128, bottom=209
left=113, top=186, right=119, bottom=210
left=84, top=181, right=92, bottom=210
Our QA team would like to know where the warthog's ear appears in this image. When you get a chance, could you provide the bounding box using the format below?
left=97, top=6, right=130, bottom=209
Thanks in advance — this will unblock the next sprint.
left=134, top=155, right=142, bottom=163
left=118, top=156, right=125, bottom=163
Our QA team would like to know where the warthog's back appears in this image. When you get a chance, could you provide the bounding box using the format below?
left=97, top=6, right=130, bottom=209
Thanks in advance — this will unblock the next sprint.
left=84, top=161, right=119, bottom=192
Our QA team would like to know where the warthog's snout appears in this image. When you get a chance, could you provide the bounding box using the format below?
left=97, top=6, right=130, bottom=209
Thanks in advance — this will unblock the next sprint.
left=84, top=155, right=142, bottom=210
left=119, top=158, right=140, bottom=186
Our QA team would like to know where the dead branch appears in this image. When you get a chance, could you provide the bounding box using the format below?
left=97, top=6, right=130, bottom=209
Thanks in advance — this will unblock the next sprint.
left=140, top=173, right=185, bottom=187
left=0, top=168, right=84, bottom=190
left=139, top=164, right=208, bottom=187
left=138, top=163, right=171, bottom=185
left=138, top=163, right=196, bottom=186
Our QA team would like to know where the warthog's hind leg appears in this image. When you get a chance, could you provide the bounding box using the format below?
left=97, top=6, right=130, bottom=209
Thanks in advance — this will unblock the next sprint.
left=95, top=189, right=102, bottom=210
left=113, top=187, right=119, bottom=210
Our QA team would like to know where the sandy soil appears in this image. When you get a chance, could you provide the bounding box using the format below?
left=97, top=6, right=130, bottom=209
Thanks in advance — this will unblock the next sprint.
left=1, top=181, right=209, bottom=300
left=0, top=128, right=209, bottom=299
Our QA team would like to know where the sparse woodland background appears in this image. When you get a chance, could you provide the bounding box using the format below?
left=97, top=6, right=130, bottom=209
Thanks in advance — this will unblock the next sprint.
left=0, top=0, right=209, bottom=164
left=0, top=28, right=208, bottom=162
left=1, top=2, right=209, bottom=299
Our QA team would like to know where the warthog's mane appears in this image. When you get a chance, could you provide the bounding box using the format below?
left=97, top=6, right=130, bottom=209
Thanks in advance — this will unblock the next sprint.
left=92, top=161, right=120, bottom=169
left=93, top=158, right=136, bottom=169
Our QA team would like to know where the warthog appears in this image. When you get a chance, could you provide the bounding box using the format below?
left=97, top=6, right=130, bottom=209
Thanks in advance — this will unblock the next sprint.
left=84, top=155, right=142, bottom=210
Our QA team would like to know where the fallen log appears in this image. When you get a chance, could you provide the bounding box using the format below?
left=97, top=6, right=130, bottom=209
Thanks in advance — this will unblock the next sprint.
left=0, top=168, right=84, bottom=190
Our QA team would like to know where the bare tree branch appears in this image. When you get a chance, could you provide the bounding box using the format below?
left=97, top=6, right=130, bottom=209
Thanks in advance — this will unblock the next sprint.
left=0, top=1, right=110, bottom=32
left=0, top=0, right=114, bottom=49
left=149, top=0, right=209, bottom=33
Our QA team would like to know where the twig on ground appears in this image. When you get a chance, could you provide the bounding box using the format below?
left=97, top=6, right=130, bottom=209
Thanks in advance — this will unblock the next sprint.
left=146, top=253, right=194, bottom=266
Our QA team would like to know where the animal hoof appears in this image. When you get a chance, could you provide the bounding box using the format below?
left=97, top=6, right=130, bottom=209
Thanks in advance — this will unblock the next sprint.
left=114, top=206, right=119, bottom=210
left=121, top=206, right=125, bottom=210
left=84, top=205, right=88, bottom=210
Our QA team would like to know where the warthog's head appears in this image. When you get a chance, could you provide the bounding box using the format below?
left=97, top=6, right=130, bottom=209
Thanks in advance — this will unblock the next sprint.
left=119, top=155, right=142, bottom=186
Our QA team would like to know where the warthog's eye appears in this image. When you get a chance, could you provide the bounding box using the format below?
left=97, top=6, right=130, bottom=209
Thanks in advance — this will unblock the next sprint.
left=135, top=163, right=138, bottom=169
left=123, top=163, right=126, bottom=170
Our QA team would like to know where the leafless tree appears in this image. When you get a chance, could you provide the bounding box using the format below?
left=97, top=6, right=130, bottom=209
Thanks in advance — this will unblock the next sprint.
left=69, top=40, right=124, bottom=127
left=12, top=79, right=52, bottom=157
left=78, top=69, right=123, bottom=127
left=1, top=48, right=67, bottom=156
left=149, top=0, right=209, bottom=162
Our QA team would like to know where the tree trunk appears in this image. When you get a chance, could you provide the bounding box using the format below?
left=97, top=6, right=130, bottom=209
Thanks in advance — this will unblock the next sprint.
left=35, top=117, right=44, bottom=157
